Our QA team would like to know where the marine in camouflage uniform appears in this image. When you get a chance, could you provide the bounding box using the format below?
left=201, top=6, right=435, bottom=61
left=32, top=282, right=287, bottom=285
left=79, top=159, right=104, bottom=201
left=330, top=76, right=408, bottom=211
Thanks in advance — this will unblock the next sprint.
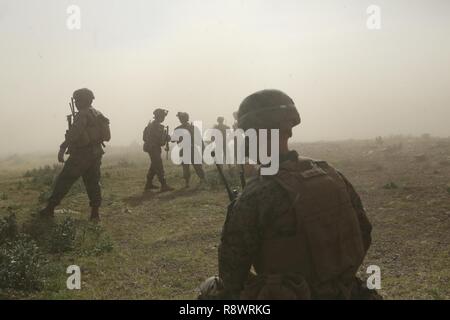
left=143, top=108, right=174, bottom=192
left=213, top=116, right=230, bottom=164
left=39, top=88, right=110, bottom=221
left=217, top=89, right=380, bottom=300
left=174, top=112, right=206, bottom=188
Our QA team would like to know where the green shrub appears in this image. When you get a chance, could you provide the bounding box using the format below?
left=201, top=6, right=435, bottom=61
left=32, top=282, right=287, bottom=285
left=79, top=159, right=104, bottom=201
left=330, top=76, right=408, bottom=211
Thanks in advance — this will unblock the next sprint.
left=0, top=214, right=19, bottom=244
left=78, top=224, right=114, bottom=256
left=48, top=217, right=77, bottom=253
left=91, top=235, right=114, bottom=256
left=38, top=190, right=52, bottom=204
left=0, top=234, right=46, bottom=291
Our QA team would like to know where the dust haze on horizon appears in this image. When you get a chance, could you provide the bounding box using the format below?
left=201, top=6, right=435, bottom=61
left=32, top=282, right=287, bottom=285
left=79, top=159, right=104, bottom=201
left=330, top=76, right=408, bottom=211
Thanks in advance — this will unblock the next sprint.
left=0, top=0, right=449, bottom=156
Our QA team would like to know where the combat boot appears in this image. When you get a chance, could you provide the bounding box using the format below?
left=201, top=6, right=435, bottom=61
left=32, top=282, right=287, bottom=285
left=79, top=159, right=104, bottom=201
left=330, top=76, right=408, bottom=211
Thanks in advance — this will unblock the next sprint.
left=145, top=180, right=159, bottom=191
left=90, top=207, right=100, bottom=222
left=39, top=204, right=55, bottom=219
left=197, top=178, right=207, bottom=189
left=160, top=183, right=174, bottom=193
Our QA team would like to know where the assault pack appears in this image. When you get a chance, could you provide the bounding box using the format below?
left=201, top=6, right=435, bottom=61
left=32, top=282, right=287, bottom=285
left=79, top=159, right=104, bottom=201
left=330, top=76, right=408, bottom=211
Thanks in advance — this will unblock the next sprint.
left=86, top=108, right=111, bottom=145
left=241, top=157, right=368, bottom=299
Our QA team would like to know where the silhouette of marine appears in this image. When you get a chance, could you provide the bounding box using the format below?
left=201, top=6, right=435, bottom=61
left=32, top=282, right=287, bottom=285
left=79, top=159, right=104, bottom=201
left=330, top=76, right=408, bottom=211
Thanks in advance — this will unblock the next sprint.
left=143, top=108, right=174, bottom=192
left=39, top=88, right=110, bottom=221
left=217, top=89, right=380, bottom=300
left=213, top=116, right=230, bottom=164
left=174, top=112, right=206, bottom=188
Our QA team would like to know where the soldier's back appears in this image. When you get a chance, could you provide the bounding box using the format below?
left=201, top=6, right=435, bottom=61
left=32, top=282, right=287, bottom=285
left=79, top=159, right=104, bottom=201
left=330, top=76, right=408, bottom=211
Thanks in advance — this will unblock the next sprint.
left=221, top=151, right=371, bottom=299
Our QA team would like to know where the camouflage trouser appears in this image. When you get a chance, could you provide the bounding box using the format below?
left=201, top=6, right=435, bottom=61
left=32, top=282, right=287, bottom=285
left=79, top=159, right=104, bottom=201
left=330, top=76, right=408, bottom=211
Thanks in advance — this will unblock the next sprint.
left=146, top=147, right=166, bottom=185
left=48, top=152, right=102, bottom=208
left=182, top=164, right=205, bottom=182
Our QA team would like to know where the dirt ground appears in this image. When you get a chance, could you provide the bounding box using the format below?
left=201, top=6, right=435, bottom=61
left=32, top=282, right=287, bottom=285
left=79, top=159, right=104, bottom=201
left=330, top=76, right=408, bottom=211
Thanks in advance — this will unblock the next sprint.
left=0, top=136, right=449, bottom=299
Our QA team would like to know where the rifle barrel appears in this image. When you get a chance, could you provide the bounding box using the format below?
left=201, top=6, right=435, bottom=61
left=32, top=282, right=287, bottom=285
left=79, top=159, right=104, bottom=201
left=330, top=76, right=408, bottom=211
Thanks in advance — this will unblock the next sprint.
left=216, top=164, right=234, bottom=201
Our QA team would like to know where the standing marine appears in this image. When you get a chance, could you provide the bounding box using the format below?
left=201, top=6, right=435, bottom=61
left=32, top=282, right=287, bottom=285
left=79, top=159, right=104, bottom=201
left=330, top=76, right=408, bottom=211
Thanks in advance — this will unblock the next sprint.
left=213, top=116, right=230, bottom=164
left=143, top=108, right=174, bottom=192
left=39, top=88, right=111, bottom=221
left=217, top=89, right=380, bottom=300
left=174, top=112, right=206, bottom=188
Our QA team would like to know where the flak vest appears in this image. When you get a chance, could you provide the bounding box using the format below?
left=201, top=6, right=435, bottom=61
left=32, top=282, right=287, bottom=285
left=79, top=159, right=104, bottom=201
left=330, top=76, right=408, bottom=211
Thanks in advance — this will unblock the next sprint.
left=250, top=157, right=366, bottom=299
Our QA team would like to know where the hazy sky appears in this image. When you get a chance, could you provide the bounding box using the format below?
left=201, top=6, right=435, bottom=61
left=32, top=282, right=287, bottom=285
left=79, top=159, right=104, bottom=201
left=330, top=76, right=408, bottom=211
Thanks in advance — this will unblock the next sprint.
left=0, top=0, right=449, bottom=155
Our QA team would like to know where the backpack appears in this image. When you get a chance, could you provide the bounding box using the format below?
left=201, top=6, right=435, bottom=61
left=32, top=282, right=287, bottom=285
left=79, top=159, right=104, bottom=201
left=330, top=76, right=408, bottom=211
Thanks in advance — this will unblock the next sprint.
left=253, top=157, right=366, bottom=298
left=143, top=122, right=152, bottom=152
left=86, top=108, right=111, bottom=144
left=97, top=113, right=111, bottom=142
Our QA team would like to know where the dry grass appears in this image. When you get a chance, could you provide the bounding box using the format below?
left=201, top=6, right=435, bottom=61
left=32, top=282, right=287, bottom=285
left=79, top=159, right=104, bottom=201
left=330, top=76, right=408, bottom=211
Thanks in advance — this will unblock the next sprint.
left=0, top=136, right=449, bottom=299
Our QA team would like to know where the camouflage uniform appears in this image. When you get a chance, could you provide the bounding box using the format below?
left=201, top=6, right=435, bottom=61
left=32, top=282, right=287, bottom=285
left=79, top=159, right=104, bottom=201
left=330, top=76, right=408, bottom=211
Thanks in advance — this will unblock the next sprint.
left=143, top=111, right=171, bottom=190
left=217, top=89, right=378, bottom=300
left=174, top=121, right=205, bottom=185
left=42, top=88, right=109, bottom=221
left=219, top=151, right=373, bottom=299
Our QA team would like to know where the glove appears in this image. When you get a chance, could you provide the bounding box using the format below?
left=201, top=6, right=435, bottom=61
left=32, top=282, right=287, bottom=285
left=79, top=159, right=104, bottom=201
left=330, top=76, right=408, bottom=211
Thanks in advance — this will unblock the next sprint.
left=58, top=148, right=66, bottom=163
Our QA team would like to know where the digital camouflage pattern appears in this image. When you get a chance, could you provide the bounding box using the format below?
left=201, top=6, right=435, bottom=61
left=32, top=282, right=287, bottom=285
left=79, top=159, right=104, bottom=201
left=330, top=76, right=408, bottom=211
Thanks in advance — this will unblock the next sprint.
left=218, top=151, right=376, bottom=299
left=218, top=151, right=374, bottom=299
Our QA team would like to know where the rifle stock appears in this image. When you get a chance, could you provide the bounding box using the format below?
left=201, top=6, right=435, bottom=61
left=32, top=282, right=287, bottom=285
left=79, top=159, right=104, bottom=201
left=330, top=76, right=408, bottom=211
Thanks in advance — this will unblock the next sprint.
left=215, top=163, right=239, bottom=202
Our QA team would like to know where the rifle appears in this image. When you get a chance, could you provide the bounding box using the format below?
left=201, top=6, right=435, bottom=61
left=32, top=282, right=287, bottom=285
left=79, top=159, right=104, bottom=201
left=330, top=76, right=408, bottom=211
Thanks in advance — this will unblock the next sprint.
left=215, top=163, right=238, bottom=202
left=65, top=98, right=77, bottom=154
left=67, top=97, right=76, bottom=130
left=165, top=125, right=170, bottom=160
left=213, top=150, right=247, bottom=202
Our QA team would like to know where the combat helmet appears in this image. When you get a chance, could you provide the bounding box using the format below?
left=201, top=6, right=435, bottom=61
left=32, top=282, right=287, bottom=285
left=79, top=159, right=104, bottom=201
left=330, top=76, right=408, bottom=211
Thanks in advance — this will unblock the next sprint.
left=237, top=89, right=301, bottom=130
left=153, top=108, right=169, bottom=117
left=217, top=116, right=225, bottom=123
left=73, top=88, right=95, bottom=101
left=176, top=112, right=189, bottom=122
left=198, top=276, right=225, bottom=300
